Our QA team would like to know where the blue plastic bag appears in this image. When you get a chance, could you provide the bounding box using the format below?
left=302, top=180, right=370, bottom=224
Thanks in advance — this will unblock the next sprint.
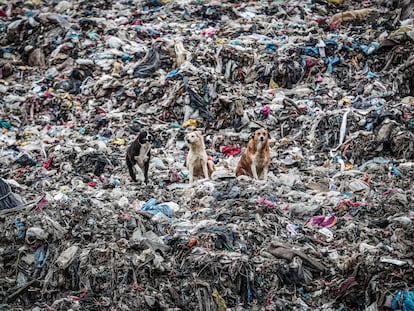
left=391, top=290, right=414, bottom=311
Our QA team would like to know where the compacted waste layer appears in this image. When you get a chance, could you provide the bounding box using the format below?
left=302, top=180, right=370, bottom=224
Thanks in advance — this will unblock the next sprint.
left=0, top=0, right=413, bottom=310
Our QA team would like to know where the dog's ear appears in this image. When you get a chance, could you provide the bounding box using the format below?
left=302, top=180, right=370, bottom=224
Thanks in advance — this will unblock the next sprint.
left=267, top=131, right=271, bottom=139
left=196, top=131, right=203, bottom=138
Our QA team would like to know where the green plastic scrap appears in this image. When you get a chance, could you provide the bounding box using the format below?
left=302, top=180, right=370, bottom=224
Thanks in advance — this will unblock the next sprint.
left=88, top=31, right=100, bottom=40
left=0, top=119, right=11, bottom=129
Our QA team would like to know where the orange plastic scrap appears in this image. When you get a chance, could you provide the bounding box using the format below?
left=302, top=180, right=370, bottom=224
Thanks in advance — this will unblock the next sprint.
left=188, top=237, right=201, bottom=248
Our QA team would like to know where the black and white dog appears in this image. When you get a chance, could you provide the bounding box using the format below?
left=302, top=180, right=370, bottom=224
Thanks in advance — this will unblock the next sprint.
left=126, top=130, right=153, bottom=184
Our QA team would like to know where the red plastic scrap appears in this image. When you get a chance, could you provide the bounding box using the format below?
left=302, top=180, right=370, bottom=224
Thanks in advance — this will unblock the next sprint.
left=72, top=289, right=89, bottom=301
left=403, top=113, right=414, bottom=122
left=330, top=20, right=341, bottom=30
left=119, top=213, right=132, bottom=220
left=304, top=56, right=319, bottom=68
left=88, top=181, right=96, bottom=187
left=16, top=168, right=23, bottom=178
left=221, top=146, right=241, bottom=157
left=315, top=18, right=326, bottom=24
left=34, top=198, right=48, bottom=213
left=15, top=166, right=31, bottom=178
left=382, top=189, right=398, bottom=196
left=132, top=283, right=145, bottom=292
left=95, top=107, right=106, bottom=114
left=42, top=157, right=54, bottom=169
left=160, top=111, right=170, bottom=121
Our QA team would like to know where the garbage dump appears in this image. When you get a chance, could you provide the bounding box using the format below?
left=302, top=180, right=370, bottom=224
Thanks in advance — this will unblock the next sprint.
left=0, top=0, right=413, bottom=310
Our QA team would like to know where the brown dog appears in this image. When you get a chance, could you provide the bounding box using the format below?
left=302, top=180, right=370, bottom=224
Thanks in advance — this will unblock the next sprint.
left=185, top=131, right=215, bottom=183
left=235, top=128, right=270, bottom=180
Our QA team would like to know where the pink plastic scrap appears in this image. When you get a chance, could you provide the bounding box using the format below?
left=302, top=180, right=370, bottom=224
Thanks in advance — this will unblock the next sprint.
left=257, top=198, right=275, bottom=208
left=261, top=105, right=271, bottom=117
left=309, top=215, right=337, bottom=228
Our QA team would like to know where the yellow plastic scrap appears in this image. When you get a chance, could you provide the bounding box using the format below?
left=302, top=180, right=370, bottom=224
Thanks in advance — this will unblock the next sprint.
left=392, top=26, right=413, bottom=35
left=345, top=164, right=354, bottom=171
left=25, top=0, right=42, bottom=6
left=342, top=98, right=351, bottom=104
left=338, top=203, right=349, bottom=213
left=60, top=185, right=70, bottom=193
left=60, top=93, right=72, bottom=100
left=112, top=138, right=126, bottom=145
left=328, top=0, right=343, bottom=3
left=269, top=77, right=279, bottom=89
left=183, top=118, right=202, bottom=128
left=212, top=289, right=227, bottom=311
left=112, top=62, right=122, bottom=75
left=280, top=137, right=289, bottom=144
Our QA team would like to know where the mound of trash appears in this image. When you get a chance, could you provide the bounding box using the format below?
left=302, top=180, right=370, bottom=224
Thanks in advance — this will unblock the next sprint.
left=0, top=0, right=413, bottom=310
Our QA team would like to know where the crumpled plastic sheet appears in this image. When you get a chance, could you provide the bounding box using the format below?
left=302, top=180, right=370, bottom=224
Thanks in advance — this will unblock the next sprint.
left=0, top=178, right=22, bottom=210
left=133, top=42, right=163, bottom=79
left=0, top=0, right=413, bottom=310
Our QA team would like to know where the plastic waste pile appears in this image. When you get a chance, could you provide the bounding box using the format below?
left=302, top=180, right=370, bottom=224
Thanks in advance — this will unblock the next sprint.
left=0, top=0, right=413, bottom=310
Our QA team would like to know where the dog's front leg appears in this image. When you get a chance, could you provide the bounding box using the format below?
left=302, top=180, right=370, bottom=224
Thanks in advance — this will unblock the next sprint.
left=144, top=156, right=150, bottom=184
left=134, top=164, right=145, bottom=182
left=262, top=168, right=268, bottom=181
left=203, top=161, right=209, bottom=179
left=126, top=156, right=137, bottom=182
left=188, top=165, right=194, bottom=183
left=251, top=163, right=259, bottom=180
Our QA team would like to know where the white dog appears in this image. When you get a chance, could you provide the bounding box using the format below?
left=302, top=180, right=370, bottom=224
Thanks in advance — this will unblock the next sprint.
left=185, top=131, right=215, bottom=183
